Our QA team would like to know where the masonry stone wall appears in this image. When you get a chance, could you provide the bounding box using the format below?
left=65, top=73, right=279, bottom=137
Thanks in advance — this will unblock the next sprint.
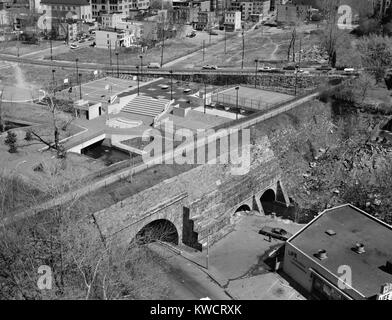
left=93, top=129, right=288, bottom=250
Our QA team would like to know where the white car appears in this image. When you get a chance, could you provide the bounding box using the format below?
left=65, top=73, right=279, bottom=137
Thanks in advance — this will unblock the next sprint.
left=344, top=68, right=355, bottom=73
left=70, top=43, right=78, bottom=49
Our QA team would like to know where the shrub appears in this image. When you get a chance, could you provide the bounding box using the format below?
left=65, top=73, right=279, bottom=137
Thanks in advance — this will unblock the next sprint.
left=4, top=131, right=17, bottom=153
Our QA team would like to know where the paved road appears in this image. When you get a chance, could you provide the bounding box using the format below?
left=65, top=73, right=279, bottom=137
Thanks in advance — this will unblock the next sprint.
left=148, top=242, right=230, bottom=300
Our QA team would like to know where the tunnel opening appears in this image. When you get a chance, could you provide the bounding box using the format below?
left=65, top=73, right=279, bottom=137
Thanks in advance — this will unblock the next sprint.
left=260, top=189, right=276, bottom=215
left=135, top=219, right=179, bottom=245
left=235, top=204, right=251, bottom=213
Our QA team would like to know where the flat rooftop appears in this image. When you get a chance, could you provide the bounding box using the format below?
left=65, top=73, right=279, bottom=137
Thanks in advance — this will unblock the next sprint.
left=289, top=204, right=392, bottom=298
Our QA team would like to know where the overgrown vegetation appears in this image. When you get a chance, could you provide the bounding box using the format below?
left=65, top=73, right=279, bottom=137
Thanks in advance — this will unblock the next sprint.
left=0, top=169, right=173, bottom=300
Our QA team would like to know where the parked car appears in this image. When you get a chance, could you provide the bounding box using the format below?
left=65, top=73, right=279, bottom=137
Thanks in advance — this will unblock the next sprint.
left=316, top=65, right=332, bottom=71
left=259, top=227, right=293, bottom=241
left=209, top=30, right=218, bottom=35
left=147, top=62, right=160, bottom=69
left=70, top=43, right=78, bottom=49
left=89, top=42, right=96, bottom=47
left=78, top=39, right=86, bottom=43
left=283, top=65, right=296, bottom=71
left=258, top=66, right=272, bottom=71
left=343, top=67, right=355, bottom=73
left=202, top=65, right=218, bottom=70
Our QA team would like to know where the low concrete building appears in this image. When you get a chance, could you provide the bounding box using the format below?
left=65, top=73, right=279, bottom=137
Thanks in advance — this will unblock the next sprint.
left=283, top=204, right=392, bottom=300
left=74, top=100, right=103, bottom=120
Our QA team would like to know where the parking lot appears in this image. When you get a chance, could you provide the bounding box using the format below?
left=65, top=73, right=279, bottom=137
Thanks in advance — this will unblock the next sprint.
left=190, top=212, right=305, bottom=300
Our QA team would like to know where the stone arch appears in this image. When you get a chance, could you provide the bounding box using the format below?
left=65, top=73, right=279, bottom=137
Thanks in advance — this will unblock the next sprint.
left=235, top=204, right=252, bottom=213
left=134, top=219, right=179, bottom=245
left=259, top=189, right=276, bottom=215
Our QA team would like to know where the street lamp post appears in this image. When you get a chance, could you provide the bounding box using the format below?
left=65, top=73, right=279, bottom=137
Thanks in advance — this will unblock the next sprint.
left=52, top=69, right=56, bottom=96
left=254, top=59, right=258, bottom=88
left=115, top=52, right=119, bottom=78
left=294, top=66, right=299, bottom=96
left=139, top=55, right=143, bottom=76
left=170, top=70, right=173, bottom=100
left=136, top=66, right=140, bottom=96
left=235, top=86, right=239, bottom=120
left=79, top=73, right=82, bottom=100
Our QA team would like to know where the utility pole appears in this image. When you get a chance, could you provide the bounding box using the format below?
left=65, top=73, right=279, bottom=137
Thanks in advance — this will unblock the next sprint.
left=224, top=25, right=227, bottom=54
left=202, top=40, right=205, bottom=61
left=109, top=42, right=112, bottom=66
left=204, top=82, right=207, bottom=114
left=241, top=29, right=245, bottom=69
left=139, top=55, right=143, bottom=76
left=206, top=234, right=209, bottom=270
left=75, top=58, right=79, bottom=91
left=170, top=70, right=173, bottom=100
left=235, top=86, right=239, bottom=119
left=50, top=37, right=53, bottom=61
left=254, top=59, right=258, bottom=88
left=136, top=66, right=140, bottom=96
left=160, top=19, right=165, bottom=67
left=299, top=37, right=302, bottom=69
left=115, top=52, right=119, bottom=78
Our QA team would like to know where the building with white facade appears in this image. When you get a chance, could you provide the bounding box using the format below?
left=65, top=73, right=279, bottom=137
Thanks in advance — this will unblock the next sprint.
left=224, top=10, right=241, bottom=31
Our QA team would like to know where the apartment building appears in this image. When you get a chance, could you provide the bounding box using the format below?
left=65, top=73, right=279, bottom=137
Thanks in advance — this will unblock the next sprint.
left=91, top=0, right=150, bottom=19
left=276, top=3, right=310, bottom=24
left=40, top=0, right=93, bottom=22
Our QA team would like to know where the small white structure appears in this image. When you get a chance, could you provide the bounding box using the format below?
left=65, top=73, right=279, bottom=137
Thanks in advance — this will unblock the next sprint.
left=74, top=99, right=103, bottom=120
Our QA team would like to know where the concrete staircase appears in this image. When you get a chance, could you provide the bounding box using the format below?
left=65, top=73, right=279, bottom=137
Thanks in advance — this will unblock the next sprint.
left=121, top=95, right=170, bottom=117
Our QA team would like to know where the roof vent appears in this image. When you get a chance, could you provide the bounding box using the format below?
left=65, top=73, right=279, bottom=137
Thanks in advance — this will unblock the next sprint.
left=316, top=249, right=328, bottom=260
left=354, top=243, right=366, bottom=254
left=325, top=229, right=336, bottom=236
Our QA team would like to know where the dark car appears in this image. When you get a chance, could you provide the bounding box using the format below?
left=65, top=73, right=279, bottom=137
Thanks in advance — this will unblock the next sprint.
left=316, top=65, right=332, bottom=71
left=259, top=226, right=293, bottom=241
left=283, top=65, right=296, bottom=71
left=202, top=65, right=218, bottom=70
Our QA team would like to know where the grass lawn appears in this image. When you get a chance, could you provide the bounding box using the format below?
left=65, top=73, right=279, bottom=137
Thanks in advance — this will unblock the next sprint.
left=171, top=27, right=322, bottom=68
left=0, top=40, right=63, bottom=56
left=52, top=32, right=230, bottom=66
